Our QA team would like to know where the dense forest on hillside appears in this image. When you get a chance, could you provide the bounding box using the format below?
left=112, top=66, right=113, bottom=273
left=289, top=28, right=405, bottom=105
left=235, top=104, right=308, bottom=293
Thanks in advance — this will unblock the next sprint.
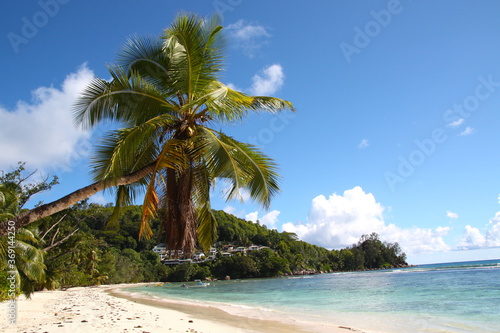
left=1, top=201, right=408, bottom=300
left=1, top=165, right=407, bottom=299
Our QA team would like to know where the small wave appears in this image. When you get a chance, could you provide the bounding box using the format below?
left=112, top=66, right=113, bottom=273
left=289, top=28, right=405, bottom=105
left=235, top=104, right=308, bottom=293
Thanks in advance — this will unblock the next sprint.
left=287, top=275, right=314, bottom=279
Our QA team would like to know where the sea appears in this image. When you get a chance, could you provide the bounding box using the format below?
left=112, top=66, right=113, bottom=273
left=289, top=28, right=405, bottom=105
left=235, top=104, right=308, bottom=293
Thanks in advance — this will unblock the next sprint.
left=124, top=259, right=500, bottom=332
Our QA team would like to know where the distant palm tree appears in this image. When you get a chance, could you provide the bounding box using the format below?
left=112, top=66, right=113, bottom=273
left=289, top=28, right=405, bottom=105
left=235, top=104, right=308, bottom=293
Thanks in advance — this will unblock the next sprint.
left=0, top=183, right=45, bottom=298
left=72, top=14, right=294, bottom=253
left=0, top=183, right=19, bottom=221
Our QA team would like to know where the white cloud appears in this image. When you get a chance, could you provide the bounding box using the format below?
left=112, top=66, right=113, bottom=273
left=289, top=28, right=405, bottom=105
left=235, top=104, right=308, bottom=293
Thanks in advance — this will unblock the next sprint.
left=250, top=64, right=284, bottom=96
left=358, top=139, right=369, bottom=149
left=261, top=210, right=280, bottom=227
left=222, top=206, right=237, bottom=215
left=458, top=212, right=500, bottom=249
left=458, top=225, right=487, bottom=249
left=435, top=226, right=451, bottom=236
left=282, top=186, right=451, bottom=255
left=446, top=211, right=459, bottom=219
left=217, top=179, right=252, bottom=202
left=225, top=83, right=239, bottom=91
left=245, top=211, right=259, bottom=223
left=0, top=65, right=94, bottom=172
left=226, top=20, right=270, bottom=40
left=446, top=118, right=465, bottom=128
left=245, top=210, right=280, bottom=228
left=459, top=126, right=474, bottom=136
left=226, top=20, right=271, bottom=57
left=89, top=193, right=109, bottom=205
left=239, top=188, right=251, bottom=202
left=497, top=194, right=500, bottom=204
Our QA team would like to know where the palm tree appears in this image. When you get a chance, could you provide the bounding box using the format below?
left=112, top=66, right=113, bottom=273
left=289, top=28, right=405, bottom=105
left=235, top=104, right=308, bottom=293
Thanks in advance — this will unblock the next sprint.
left=0, top=183, right=20, bottom=221
left=72, top=14, right=293, bottom=253
left=0, top=14, right=293, bottom=253
left=0, top=182, right=46, bottom=298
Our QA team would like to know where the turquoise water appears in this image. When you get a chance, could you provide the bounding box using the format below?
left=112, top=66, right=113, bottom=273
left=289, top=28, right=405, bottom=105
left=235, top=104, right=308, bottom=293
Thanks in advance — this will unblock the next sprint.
left=126, top=259, right=500, bottom=332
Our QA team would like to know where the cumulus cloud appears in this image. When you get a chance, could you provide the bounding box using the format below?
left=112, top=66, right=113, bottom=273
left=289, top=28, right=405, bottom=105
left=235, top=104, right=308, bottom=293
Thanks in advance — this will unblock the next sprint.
left=458, top=212, right=500, bottom=249
left=488, top=212, right=500, bottom=246
left=250, top=64, right=284, bottom=96
left=358, top=139, right=369, bottom=149
left=282, top=186, right=451, bottom=255
left=458, top=225, right=487, bottom=249
left=0, top=65, right=94, bottom=172
left=447, top=211, right=459, bottom=219
left=459, top=126, right=475, bottom=136
left=226, top=20, right=271, bottom=57
left=246, top=210, right=280, bottom=228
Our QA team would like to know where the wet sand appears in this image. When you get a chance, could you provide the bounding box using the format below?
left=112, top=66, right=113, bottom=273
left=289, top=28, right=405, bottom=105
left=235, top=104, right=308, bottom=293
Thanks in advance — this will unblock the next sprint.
left=3, top=284, right=365, bottom=333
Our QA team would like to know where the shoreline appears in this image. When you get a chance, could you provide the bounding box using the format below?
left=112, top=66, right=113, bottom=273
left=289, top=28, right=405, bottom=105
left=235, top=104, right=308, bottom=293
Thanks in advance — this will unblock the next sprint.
left=3, top=283, right=365, bottom=333
left=108, top=284, right=313, bottom=333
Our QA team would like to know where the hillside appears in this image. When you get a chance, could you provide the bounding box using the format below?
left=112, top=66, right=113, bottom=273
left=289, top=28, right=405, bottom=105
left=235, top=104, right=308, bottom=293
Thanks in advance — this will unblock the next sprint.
left=1, top=202, right=408, bottom=298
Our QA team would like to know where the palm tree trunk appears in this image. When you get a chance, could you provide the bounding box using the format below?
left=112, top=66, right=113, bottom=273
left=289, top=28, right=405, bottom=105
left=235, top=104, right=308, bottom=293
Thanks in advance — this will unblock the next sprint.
left=0, top=163, right=157, bottom=236
left=164, top=167, right=197, bottom=256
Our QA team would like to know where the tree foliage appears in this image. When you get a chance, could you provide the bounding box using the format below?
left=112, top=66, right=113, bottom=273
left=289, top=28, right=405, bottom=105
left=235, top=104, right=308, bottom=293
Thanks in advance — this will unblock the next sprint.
left=1, top=166, right=408, bottom=299
left=74, top=13, right=293, bottom=254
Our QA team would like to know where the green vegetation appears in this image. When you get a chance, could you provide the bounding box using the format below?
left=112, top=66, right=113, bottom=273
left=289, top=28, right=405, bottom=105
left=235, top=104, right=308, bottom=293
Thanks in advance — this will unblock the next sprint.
left=0, top=14, right=293, bottom=255
left=0, top=14, right=408, bottom=301
left=1, top=204, right=409, bottom=296
left=1, top=165, right=408, bottom=300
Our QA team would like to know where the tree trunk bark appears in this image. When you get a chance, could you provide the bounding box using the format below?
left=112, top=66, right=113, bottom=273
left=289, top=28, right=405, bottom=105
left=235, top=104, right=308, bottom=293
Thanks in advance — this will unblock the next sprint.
left=0, top=163, right=156, bottom=236
left=163, top=166, right=196, bottom=256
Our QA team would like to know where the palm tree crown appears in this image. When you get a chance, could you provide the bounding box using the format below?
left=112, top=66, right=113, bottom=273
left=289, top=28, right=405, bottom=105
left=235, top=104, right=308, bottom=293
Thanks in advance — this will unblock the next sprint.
left=74, top=14, right=294, bottom=253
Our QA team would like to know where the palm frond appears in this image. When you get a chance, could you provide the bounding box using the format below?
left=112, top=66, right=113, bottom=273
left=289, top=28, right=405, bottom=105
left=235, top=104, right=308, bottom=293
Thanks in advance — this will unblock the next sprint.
left=199, top=127, right=280, bottom=209
left=91, top=112, right=178, bottom=182
left=139, top=175, right=158, bottom=240
left=197, top=127, right=248, bottom=201
left=201, top=81, right=294, bottom=122
left=228, top=138, right=281, bottom=209
left=117, top=34, right=176, bottom=98
left=196, top=201, right=217, bottom=252
left=191, top=164, right=217, bottom=251
left=105, top=185, right=136, bottom=230
left=163, top=14, right=224, bottom=102
left=74, top=66, right=177, bottom=130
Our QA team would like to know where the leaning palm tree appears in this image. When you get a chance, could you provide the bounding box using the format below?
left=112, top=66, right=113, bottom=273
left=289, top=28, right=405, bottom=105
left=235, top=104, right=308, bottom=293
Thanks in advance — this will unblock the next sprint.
left=74, top=14, right=293, bottom=253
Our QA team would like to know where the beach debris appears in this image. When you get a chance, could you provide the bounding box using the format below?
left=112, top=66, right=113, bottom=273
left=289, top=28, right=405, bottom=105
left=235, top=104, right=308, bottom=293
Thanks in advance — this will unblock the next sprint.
left=188, top=320, right=193, bottom=323
left=339, top=326, right=362, bottom=332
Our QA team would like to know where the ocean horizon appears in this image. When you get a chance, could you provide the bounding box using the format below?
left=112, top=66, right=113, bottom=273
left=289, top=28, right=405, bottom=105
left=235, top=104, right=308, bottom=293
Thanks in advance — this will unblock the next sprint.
left=125, top=259, right=500, bottom=332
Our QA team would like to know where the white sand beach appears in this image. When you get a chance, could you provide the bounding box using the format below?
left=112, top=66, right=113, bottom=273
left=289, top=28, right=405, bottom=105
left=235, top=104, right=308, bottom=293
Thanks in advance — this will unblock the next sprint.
left=2, top=284, right=362, bottom=333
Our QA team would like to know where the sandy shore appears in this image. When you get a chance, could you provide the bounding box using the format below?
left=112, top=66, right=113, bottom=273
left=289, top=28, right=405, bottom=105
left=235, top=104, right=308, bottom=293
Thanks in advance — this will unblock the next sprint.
left=2, top=284, right=364, bottom=333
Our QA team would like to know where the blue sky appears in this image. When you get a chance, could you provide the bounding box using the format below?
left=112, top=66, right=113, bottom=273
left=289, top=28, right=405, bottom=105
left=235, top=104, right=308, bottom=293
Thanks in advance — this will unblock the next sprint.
left=1, top=0, right=499, bottom=264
